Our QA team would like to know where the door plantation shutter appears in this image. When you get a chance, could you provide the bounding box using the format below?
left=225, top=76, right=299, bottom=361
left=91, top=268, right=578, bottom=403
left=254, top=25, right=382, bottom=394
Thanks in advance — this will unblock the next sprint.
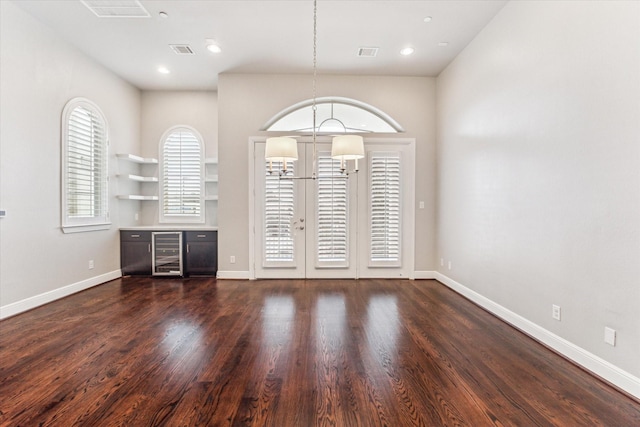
left=369, top=152, right=401, bottom=266
left=264, top=160, right=295, bottom=263
left=162, top=129, right=202, bottom=218
left=66, top=105, right=108, bottom=222
left=316, top=153, right=348, bottom=266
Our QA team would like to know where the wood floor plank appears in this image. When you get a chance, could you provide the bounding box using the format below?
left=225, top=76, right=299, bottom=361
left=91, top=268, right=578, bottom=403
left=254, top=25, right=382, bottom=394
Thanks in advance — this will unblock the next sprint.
left=1, top=277, right=638, bottom=426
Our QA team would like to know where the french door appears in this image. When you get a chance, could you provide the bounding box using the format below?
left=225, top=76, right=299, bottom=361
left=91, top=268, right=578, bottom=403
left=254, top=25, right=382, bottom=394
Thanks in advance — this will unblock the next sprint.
left=254, top=142, right=357, bottom=278
left=252, top=138, right=414, bottom=279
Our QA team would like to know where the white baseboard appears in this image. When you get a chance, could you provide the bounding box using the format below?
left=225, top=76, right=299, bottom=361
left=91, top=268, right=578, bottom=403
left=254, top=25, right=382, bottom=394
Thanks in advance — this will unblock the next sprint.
left=0, top=270, right=122, bottom=320
left=217, top=270, right=251, bottom=280
left=413, top=270, right=436, bottom=279
left=434, top=272, right=640, bottom=400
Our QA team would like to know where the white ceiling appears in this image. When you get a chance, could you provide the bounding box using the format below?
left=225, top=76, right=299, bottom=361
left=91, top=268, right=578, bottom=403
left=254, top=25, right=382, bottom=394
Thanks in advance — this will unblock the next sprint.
left=14, top=0, right=507, bottom=91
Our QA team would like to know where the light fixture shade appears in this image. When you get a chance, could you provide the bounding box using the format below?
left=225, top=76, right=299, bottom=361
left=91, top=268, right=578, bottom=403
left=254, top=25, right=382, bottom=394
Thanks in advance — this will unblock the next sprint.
left=331, top=135, right=364, bottom=160
left=265, top=137, right=298, bottom=161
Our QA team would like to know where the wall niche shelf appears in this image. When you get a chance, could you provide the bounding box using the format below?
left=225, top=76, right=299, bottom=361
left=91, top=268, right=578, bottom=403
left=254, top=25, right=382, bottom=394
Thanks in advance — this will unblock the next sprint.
left=117, top=195, right=159, bottom=201
left=116, top=153, right=158, bottom=164
left=116, top=153, right=158, bottom=201
left=117, top=174, right=159, bottom=183
left=204, top=158, right=218, bottom=203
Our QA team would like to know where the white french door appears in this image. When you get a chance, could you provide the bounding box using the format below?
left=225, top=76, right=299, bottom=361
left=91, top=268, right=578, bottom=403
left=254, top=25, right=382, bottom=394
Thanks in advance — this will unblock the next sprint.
left=252, top=138, right=414, bottom=279
left=254, top=141, right=357, bottom=279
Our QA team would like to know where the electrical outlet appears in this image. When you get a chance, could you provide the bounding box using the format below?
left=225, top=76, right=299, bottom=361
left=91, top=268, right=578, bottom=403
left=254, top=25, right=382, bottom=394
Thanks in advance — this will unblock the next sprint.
left=134, top=212, right=139, bottom=221
left=604, top=327, right=616, bottom=346
left=419, top=201, right=425, bottom=209
left=447, top=261, right=452, bottom=270
left=230, top=255, right=236, bottom=264
left=552, top=304, right=561, bottom=321
left=88, top=260, right=94, bottom=270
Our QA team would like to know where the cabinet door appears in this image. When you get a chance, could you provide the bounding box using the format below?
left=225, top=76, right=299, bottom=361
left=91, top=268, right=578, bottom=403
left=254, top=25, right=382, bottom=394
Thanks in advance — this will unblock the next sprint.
left=184, top=231, right=217, bottom=276
left=120, top=231, right=152, bottom=275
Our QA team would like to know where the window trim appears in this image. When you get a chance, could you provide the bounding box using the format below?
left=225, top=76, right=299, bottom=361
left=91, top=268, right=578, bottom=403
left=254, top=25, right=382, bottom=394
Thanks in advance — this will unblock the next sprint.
left=368, top=151, right=402, bottom=268
left=159, top=125, right=205, bottom=224
left=61, top=97, right=110, bottom=234
left=261, top=96, right=405, bottom=134
left=262, top=159, right=297, bottom=267
left=315, top=151, right=350, bottom=268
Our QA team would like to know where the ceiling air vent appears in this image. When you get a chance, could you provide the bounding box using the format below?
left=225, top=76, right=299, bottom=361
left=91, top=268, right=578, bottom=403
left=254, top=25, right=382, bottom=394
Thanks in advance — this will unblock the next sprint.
left=80, top=0, right=150, bottom=18
left=357, top=47, right=379, bottom=58
left=170, top=45, right=195, bottom=55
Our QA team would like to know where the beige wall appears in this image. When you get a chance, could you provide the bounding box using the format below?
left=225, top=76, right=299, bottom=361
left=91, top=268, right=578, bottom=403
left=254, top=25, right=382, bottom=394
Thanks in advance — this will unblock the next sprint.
left=138, top=91, right=218, bottom=226
left=218, top=74, right=436, bottom=274
left=0, top=2, right=140, bottom=310
left=437, top=0, right=640, bottom=379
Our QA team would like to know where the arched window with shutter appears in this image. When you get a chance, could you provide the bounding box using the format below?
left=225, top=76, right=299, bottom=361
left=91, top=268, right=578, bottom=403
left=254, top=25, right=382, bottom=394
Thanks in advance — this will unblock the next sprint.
left=159, top=126, right=204, bottom=223
left=61, top=98, right=110, bottom=233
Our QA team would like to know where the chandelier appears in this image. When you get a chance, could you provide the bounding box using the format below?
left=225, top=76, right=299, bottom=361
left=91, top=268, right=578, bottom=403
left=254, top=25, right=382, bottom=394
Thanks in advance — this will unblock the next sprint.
left=265, top=0, right=364, bottom=178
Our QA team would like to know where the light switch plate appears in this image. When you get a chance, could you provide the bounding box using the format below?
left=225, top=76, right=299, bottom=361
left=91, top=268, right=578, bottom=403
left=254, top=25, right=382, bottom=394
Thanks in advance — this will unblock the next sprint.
left=604, top=327, right=616, bottom=346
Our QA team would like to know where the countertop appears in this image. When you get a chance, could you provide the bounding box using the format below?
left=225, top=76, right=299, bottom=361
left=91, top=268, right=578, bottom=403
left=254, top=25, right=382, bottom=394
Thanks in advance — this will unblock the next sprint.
left=120, top=226, right=218, bottom=231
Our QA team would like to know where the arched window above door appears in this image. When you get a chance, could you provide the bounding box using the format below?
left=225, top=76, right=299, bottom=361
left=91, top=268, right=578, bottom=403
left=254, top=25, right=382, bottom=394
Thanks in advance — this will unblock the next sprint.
left=262, top=96, right=404, bottom=134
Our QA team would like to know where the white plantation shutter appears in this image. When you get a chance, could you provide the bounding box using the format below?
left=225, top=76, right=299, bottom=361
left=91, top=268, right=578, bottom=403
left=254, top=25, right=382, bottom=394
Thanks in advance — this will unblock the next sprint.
left=369, top=152, right=401, bottom=266
left=264, top=161, right=296, bottom=264
left=161, top=128, right=203, bottom=222
left=316, top=153, right=348, bottom=267
left=62, top=98, right=110, bottom=232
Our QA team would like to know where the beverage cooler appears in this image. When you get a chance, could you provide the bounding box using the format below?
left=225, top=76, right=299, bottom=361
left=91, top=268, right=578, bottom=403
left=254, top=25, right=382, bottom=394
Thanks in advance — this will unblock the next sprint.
left=152, top=232, right=183, bottom=276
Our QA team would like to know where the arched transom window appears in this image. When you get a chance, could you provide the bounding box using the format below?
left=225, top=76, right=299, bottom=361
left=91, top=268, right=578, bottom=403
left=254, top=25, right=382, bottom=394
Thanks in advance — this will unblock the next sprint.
left=262, top=96, right=404, bottom=134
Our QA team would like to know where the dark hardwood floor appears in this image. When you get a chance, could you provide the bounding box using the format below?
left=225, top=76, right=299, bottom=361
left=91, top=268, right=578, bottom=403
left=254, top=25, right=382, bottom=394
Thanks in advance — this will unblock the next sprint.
left=1, top=278, right=638, bottom=426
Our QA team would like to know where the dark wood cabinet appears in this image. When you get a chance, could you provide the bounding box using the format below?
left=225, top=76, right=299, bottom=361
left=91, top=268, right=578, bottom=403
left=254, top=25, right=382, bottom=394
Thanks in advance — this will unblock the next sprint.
left=184, top=231, right=218, bottom=276
left=120, top=231, right=152, bottom=275
left=120, top=229, right=217, bottom=276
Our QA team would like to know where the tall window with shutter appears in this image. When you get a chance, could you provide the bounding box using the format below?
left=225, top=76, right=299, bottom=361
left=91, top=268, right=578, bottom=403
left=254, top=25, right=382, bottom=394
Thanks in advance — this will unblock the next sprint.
left=316, top=153, right=349, bottom=267
left=61, top=98, right=110, bottom=233
left=160, top=127, right=204, bottom=223
left=369, top=152, right=401, bottom=267
left=264, top=160, right=296, bottom=265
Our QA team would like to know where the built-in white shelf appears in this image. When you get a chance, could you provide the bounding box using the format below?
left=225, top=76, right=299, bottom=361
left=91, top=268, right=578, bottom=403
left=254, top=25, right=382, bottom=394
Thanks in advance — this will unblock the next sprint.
left=117, top=153, right=158, bottom=164
left=117, top=174, right=159, bottom=183
left=117, top=195, right=159, bottom=201
left=116, top=154, right=218, bottom=210
left=116, top=154, right=159, bottom=200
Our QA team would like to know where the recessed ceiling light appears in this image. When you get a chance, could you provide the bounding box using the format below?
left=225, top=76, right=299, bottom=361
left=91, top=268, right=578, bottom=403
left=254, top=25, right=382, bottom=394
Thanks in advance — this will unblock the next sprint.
left=400, top=47, right=414, bottom=56
left=206, top=39, right=222, bottom=53
left=207, top=44, right=221, bottom=53
left=438, top=42, right=449, bottom=47
left=423, top=16, right=432, bottom=22
left=157, top=66, right=170, bottom=74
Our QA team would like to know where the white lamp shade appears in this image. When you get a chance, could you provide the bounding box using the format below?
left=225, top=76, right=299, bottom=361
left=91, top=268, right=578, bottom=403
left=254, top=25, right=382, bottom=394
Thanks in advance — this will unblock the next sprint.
left=331, top=135, right=364, bottom=160
left=265, top=137, right=298, bottom=161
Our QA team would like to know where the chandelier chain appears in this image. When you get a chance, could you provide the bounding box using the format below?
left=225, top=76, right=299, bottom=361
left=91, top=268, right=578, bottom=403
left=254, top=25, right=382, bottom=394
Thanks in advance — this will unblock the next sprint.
left=311, top=0, right=318, bottom=178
